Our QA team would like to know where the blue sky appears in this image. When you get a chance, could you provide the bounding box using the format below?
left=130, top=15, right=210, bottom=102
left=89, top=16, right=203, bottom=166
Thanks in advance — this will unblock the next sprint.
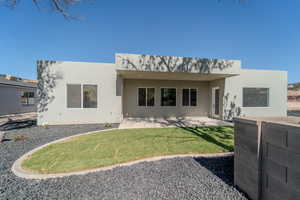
left=0, top=0, right=299, bottom=83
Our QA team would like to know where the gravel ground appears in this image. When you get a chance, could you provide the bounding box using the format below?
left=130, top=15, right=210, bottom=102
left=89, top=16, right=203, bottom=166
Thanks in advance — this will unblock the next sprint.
left=0, top=124, right=247, bottom=200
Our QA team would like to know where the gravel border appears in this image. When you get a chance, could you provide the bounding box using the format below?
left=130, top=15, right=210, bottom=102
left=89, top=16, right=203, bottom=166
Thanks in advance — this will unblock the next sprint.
left=1, top=124, right=247, bottom=200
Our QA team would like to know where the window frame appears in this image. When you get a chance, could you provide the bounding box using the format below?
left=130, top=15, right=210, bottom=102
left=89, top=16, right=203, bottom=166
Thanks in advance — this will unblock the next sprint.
left=160, top=87, right=177, bottom=107
left=66, top=83, right=98, bottom=109
left=21, top=91, right=35, bottom=106
left=182, top=88, right=197, bottom=107
left=137, top=87, right=155, bottom=107
left=83, top=84, right=98, bottom=108
left=242, top=87, right=270, bottom=108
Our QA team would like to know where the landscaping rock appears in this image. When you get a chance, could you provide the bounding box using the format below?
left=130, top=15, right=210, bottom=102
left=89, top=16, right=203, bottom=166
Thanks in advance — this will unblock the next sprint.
left=0, top=131, right=4, bottom=142
left=0, top=124, right=247, bottom=200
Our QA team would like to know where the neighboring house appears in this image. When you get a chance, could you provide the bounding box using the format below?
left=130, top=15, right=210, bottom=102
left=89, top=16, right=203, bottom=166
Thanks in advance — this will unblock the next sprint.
left=37, top=53, right=287, bottom=125
left=287, top=82, right=300, bottom=110
left=0, top=75, right=37, bottom=116
left=288, top=82, right=300, bottom=101
left=288, top=90, right=300, bottom=102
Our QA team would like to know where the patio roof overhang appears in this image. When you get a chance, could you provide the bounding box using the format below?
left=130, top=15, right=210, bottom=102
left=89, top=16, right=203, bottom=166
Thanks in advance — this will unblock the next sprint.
left=117, top=70, right=238, bottom=81
left=115, top=53, right=241, bottom=81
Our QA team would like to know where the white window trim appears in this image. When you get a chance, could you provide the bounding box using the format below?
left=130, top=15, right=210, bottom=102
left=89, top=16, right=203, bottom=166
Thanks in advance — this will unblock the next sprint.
left=137, top=87, right=155, bottom=107
left=160, top=87, right=177, bottom=107
left=66, top=83, right=98, bottom=109
left=182, top=88, right=198, bottom=107
left=21, top=91, right=35, bottom=106
left=242, top=87, right=270, bottom=108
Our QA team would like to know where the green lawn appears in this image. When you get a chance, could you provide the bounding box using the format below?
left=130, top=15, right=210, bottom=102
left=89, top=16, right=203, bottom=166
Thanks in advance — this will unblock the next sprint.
left=22, top=126, right=234, bottom=174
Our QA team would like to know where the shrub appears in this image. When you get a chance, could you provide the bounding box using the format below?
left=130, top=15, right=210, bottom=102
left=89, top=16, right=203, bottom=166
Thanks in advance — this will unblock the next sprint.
left=13, top=135, right=26, bottom=142
left=104, top=123, right=112, bottom=128
left=43, top=124, right=49, bottom=129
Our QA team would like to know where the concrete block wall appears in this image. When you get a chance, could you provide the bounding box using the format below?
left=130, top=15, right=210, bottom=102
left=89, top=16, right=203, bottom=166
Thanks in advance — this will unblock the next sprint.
left=234, top=118, right=262, bottom=200
left=261, top=122, right=300, bottom=200
left=234, top=117, right=300, bottom=200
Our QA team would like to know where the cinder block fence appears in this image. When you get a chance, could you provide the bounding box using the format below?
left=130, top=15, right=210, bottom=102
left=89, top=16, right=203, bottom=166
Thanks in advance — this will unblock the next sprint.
left=234, top=117, right=300, bottom=200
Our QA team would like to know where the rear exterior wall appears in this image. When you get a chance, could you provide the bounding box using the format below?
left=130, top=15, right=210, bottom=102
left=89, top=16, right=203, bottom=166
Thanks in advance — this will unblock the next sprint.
left=223, top=69, right=287, bottom=119
left=122, top=79, right=210, bottom=118
left=37, top=61, right=123, bottom=125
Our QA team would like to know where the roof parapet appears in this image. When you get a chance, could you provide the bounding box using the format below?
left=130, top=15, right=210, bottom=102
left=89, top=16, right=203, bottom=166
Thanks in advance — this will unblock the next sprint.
left=116, top=53, right=241, bottom=75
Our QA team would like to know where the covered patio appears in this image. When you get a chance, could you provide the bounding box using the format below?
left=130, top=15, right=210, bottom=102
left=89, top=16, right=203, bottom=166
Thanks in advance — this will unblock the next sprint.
left=119, top=117, right=233, bottom=129
left=117, top=54, right=241, bottom=122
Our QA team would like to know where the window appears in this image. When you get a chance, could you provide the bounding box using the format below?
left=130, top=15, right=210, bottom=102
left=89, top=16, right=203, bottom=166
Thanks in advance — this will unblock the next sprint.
left=161, top=88, right=176, bottom=106
left=138, top=88, right=155, bottom=106
left=21, top=91, right=35, bottom=105
left=67, top=84, right=98, bottom=108
left=243, top=88, right=269, bottom=107
left=182, top=88, right=197, bottom=106
left=67, top=84, right=81, bottom=108
left=83, top=85, right=97, bottom=108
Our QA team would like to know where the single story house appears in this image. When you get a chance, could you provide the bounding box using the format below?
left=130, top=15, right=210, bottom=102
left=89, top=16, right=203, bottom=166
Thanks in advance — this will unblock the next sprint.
left=37, top=53, right=287, bottom=125
left=0, top=75, right=37, bottom=116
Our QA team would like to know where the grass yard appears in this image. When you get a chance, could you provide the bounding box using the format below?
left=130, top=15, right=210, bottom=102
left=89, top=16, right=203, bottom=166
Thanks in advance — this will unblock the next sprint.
left=22, top=126, right=234, bottom=174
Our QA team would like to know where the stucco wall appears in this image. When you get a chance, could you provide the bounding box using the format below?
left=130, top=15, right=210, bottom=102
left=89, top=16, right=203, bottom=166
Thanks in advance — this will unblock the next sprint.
left=37, top=61, right=122, bottom=125
left=0, top=85, right=36, bottom=116
left=122, top=79, right=210, bottom=118
left=37, top=59, right=287, bottom=124
left=116, top=53, right=241, bottom=75
left=208, top=78, right=225, bottom=119
left=224, top=69, right=287, bottom=119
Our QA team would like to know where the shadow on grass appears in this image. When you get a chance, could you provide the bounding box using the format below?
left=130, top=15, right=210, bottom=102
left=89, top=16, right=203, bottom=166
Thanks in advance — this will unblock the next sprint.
left=129, top=125, right=233, bottom=150
left=178, top=126, right=234, bottom=151
left=128, top=118, right=234, bottom=151
left=141, top=117, right=234, bottom=151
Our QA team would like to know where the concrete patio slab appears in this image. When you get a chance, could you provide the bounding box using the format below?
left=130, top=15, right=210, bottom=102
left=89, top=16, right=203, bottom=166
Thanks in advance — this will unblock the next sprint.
left=119, top=117, right=232, bottom=129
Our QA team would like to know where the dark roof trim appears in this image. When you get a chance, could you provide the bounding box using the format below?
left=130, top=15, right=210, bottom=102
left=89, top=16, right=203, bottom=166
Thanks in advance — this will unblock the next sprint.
left=0, top=82, right=36, bottom=89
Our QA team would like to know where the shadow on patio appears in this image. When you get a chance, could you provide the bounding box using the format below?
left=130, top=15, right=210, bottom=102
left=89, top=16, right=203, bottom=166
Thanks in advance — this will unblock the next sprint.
left=119, top=116, right=233, bottom=129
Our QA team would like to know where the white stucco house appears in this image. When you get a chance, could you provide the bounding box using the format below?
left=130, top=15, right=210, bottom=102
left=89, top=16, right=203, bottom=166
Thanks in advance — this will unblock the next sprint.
left=37, top=53, right=287, bottom=125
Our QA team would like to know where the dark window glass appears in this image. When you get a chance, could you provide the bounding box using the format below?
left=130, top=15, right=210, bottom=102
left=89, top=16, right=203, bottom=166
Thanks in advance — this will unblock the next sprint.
left=182, top=89, right=197, bottom=106
left=83, top=85, right=97, bottom=108
left=215, top=89, right=220, bottom=115
left=161, top=88, right=176, bottom=106
left=182, top=89, right=190, bottom=106
left=138, top=88, right=155, bottom=106
left=190, top=89, right=197, bottom=106
left=21, top=91, right=35, bottom=105
left=147, top=88, right=155, bottom=106
left=138, top=88, right=146, bottom=106
left=67, top=84, right=81, bottom=108
left=243, top=88, right=269, bottom=107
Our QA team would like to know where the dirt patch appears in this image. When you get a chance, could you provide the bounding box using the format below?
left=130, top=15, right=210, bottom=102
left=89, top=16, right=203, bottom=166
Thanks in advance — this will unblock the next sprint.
left=0, top=112, right=37, bottom=131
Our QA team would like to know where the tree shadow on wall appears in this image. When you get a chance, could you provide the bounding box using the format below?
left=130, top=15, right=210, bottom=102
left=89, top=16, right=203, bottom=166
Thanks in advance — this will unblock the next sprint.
left=37, top=60, right=63, bottom=114
left=117, top=54, right=235, bottom=73
left=223, top=93, right=241, bottom=121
